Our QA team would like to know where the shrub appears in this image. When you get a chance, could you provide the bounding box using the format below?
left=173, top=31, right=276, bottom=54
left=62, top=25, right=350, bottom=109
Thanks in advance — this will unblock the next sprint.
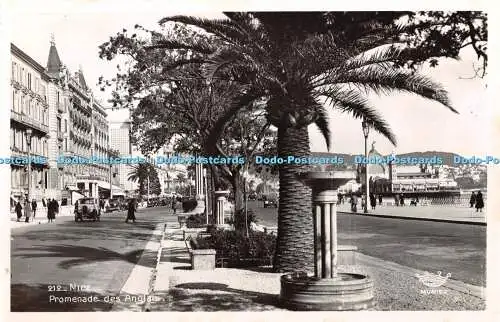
left=226, top=208, right=258, bottom=232
left=182, top=199, right=197, bottom=212
left=186, top=213, right=206, bottom=228
left=192, top=229, right=277, bottom=267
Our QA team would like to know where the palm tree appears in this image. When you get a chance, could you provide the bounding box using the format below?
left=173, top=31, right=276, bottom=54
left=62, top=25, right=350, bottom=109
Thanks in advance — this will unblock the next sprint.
left=149, top=12, right=457, bottom=272
left=127, top=163, right=157, bottom=197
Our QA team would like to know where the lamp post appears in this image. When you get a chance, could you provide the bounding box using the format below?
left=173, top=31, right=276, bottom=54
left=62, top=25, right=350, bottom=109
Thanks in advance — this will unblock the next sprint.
left=362, top=119, right=369, bottom=213
left=25, top=128, right=33, bottom=207
left=203, top=168, right=208, bottom=225
left=108, top=146, right=113, bottom=199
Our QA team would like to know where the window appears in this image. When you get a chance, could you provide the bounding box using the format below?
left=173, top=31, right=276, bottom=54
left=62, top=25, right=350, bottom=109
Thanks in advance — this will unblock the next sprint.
left=28, top=73, right=31, bottom=90
left=11, top=62, right=16, bottom=80
left=57, top=118, right=61, bottom=132
left=64, top=119, right=67, bottom=132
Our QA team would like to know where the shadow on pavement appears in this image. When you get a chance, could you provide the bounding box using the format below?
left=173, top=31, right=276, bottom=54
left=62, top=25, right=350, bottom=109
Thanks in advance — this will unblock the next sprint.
left=15, top=227, right=154, bottom=242
left=11, top=283, right=115, bottom=311
left=15, top=244, right=157, bottom=269
left=160, top=247, right=191, bottom=264
left=151, top=282, right=280, bottom=311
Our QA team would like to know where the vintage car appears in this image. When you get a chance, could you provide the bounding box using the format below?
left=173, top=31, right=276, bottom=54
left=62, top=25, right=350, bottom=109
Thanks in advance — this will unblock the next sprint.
left=105, top=198, right=122, bottom=213
left=75, top=198, right=101, bottom=222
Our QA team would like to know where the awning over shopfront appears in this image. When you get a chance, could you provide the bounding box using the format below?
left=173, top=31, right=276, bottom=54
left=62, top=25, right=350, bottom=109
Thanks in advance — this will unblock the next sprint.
left=95, top=181, right=125, bottom=196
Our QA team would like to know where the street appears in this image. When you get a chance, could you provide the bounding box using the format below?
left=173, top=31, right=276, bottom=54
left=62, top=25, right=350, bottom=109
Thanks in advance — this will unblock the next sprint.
left=11, top=206, right=171, bottom=312
left=248, top=200, right=486, bottom=287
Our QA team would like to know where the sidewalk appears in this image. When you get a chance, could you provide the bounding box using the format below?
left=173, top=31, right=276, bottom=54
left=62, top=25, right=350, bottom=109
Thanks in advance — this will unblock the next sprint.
left=10, top=206, right=73, bottom=229
left=337, top=203, right=486, bottom=225
left=146, top=224, right=485, bottom=311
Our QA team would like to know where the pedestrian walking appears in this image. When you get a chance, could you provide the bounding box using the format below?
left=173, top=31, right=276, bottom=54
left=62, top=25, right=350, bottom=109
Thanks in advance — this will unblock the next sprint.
left=370, top=193, right=376, bottom=210
left=400, top=194, right=405, bottom=206
left=125, top=198, right=136, bottom=223
left=378, top=194, right=382, bottom=206
left=24, top=199, right=31, bottom=223
left=475, top=191, right=484, bottom=212
left=47, top=199, right=55, bottom=223
left=469, top=191, right=476, bottom=208
left=54, top=199, right=60, bottom=218
left=31, top=199, right=37, bottom=218
left=171, top=197, right=177, bottom=214
left=15, top=201, right=22, bottom=222
left=350, top=195, right=358, bottom=212
left=394, top=194, right=399, bottom=207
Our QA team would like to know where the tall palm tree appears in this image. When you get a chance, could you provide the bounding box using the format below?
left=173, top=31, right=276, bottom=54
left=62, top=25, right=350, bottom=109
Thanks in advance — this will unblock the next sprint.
left=127, top=163, right=157, bottom=196
left=150, top=12, right=457, bottom=272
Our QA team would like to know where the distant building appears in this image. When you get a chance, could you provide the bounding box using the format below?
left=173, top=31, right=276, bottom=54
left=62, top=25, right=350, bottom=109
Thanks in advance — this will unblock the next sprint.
left=109, top=119, right=138, bottom=194
left=360, top=145, right=459, bottom=196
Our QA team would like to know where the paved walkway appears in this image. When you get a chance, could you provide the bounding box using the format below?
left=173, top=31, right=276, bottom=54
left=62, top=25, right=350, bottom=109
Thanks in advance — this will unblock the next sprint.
left=10, top=206, right=74, bottom=229
left=337, top=203, right=486, bottom=225
left=147, top=224, right=485, bottom=311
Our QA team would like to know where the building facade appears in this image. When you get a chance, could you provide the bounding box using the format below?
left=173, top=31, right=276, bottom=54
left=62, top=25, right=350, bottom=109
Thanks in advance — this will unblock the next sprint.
left=10, top=44, right=51, bottom=205
left=10, top=38, right=117, bottom=207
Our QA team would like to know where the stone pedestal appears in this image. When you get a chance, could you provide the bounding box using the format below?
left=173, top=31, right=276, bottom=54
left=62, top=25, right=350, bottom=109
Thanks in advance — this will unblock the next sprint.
left=214, top=190, right=229, bottom=226
left=279, top=171, right=374, bottom=311
left=191, top=249, right=216, bottom=270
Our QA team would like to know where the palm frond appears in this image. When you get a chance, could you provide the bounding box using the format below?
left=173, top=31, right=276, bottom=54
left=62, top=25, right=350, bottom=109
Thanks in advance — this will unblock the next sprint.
left=318, top=86, right=397, bottom=145
left=313, top=105, right=331, bottom=150
left=332, top=66, right=457, bottom=113
left=159, top=16, right=249, bottom=46
left=147, top=39, right=216, bottom=55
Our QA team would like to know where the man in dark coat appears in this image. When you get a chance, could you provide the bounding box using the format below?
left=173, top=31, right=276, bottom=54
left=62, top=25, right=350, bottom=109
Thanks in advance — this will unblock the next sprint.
left=126, top=198, right=136, bottom=223
left=475, top=191, right=484, bottom=212
left=54, top=199, right=60, bottom=217
left=469, top=192, right=476, bottom=208
left=15, top=201, right=22, bottom=222
left=378, top=194, right=383, bottom=206
left=47, top=199, right=53, bottom=222
left=31, top=199, right=37, bottom=218
left=370, top=193, right=376, bottom=210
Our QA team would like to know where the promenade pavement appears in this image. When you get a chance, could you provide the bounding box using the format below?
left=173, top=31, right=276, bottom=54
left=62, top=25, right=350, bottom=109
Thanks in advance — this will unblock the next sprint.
left=336, top=203, right=486, bottom=225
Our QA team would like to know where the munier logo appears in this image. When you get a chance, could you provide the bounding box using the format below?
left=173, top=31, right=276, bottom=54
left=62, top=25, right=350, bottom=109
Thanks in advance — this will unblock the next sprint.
left=415, top=271, right=451, bottom=288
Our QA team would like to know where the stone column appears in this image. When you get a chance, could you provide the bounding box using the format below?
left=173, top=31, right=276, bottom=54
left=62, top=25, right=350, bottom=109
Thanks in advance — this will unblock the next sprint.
left=214, top=190, right=229, bottom=226
left=312, top=182, right=338, bottom=279
left=84, top=182, right=89, bottom=197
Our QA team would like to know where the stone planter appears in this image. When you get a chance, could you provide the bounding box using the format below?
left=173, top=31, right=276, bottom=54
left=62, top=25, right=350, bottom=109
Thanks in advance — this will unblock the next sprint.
left=191, top=249, right=216, bottom=270
left=280, top=272, right=374, bottom=311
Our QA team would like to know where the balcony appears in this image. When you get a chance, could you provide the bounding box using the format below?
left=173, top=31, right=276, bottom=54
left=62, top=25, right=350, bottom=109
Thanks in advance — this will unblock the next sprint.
left=11, top=111, right=49, bottom=134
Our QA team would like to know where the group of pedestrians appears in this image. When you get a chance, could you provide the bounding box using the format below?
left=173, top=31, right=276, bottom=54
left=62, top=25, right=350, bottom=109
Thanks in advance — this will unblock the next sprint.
left=469, top=191, right=485, bottom=212
left=15, top=198, right=59, bottom=223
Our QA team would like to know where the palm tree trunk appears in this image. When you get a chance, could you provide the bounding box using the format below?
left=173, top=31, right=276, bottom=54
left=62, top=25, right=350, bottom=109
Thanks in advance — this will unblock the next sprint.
left=273, top=124, right=314, bottom=273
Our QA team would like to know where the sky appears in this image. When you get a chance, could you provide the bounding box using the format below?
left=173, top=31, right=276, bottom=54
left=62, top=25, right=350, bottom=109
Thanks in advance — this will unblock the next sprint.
left=4, top=1, right=491, bottom=157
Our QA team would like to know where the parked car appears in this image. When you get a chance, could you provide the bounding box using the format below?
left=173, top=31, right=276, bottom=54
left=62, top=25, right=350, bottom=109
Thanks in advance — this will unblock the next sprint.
left=75, top=198, right=100, bottom=222
left=106, top=198, right=121, bottom=213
